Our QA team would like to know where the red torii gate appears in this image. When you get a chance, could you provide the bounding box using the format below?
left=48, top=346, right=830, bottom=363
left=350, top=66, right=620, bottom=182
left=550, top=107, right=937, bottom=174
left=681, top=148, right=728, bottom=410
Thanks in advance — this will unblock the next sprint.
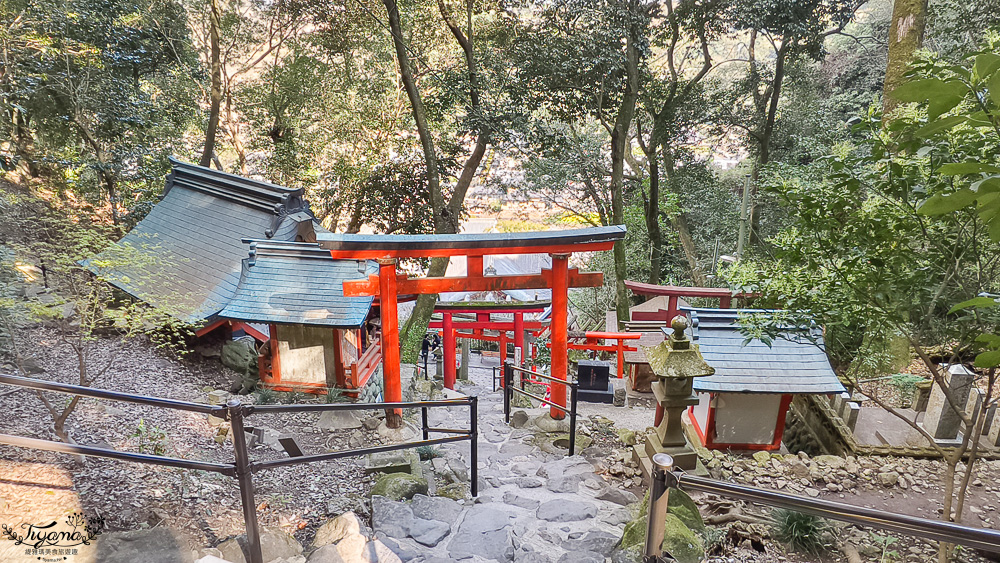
left=549, top=331, right=641, bottom=379
left=428, top=301, right=549, bottom=384
left=321, top=227, right=625, bottom=424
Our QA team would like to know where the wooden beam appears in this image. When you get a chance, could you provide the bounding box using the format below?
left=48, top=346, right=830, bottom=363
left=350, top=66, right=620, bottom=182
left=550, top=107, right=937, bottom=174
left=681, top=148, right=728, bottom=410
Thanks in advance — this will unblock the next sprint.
left=343, top=269, right=603, bottom=297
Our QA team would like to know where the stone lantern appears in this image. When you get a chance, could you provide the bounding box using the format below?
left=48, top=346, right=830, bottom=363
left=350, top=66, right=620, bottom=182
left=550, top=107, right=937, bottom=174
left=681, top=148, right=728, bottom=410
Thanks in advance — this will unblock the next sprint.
left=635, top=315, right=714, bottom=473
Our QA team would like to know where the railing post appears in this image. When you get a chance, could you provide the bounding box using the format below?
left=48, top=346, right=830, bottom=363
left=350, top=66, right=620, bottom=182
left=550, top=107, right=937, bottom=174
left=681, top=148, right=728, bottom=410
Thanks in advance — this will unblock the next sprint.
left=643, top=453, right=675, bottom=563
left=568, top=383, right=578, bottom=456
left=503, top=362, right=511, bottom=424
left=228, top=398, right=263, bottom=563
left=470, top=396, right=479, bottom=497
left=421, top=407, right=429, bottom=441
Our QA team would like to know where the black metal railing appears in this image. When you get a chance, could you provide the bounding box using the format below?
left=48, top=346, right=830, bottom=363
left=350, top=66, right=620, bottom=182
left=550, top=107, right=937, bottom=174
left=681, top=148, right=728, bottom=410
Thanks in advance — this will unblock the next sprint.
left=501, top=362, right=579, bottom=455
left=0, top=373, right=478, bottom=563
left=642, top=453, right=1000, bottom=562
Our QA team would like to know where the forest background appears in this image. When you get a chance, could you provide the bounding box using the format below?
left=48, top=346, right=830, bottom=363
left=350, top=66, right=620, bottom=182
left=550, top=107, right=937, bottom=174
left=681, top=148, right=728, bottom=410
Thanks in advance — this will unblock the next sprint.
left=2, top=0, right=1000, bottom=368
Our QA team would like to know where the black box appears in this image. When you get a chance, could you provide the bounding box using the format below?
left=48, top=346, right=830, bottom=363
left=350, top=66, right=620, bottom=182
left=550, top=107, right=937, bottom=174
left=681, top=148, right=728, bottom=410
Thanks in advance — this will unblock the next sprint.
left=576, top=360, right=614, bottom=404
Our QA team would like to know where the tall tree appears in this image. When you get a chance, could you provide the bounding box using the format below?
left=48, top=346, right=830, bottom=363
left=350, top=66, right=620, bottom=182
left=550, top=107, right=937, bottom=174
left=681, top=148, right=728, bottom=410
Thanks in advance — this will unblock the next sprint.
left=724, top=0, right=864, bottom=245
left=199, top=0, right=222, bottom=167
left=882, top=0, right=928, bottom=115
left=507, top=0, right=652, bottom=326
left=385, top=0, right=500, bottom=360
left=634, top=0, right=723, bottom=285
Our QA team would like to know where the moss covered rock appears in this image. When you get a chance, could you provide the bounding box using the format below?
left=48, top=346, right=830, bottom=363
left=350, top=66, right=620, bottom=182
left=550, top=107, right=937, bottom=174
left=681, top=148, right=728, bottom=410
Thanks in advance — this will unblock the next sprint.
left=620, top=489, right=706, bottom=563
left=370, top=472, right=428, bottom=501
left=668, top=488, right=705, bottom=532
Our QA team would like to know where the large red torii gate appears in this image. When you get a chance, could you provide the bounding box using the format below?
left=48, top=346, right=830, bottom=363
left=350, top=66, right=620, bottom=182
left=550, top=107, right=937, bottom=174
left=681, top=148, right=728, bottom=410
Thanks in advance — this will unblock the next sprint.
left=320, top=226, right=625, bottom=425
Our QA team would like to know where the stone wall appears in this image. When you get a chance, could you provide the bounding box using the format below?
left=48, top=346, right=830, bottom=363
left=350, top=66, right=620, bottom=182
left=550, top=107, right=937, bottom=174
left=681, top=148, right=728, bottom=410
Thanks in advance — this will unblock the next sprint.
left=784, top=395, right=852, bottom=456
left=357, top=366, right=385, bottom=403
left=784, top=394, right=1000, bottom=460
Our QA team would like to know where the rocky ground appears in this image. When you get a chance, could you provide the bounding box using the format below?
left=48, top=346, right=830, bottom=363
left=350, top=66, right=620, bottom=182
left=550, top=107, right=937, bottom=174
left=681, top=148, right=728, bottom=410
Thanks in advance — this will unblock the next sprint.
left=2, top=330, right=1000, bottom=562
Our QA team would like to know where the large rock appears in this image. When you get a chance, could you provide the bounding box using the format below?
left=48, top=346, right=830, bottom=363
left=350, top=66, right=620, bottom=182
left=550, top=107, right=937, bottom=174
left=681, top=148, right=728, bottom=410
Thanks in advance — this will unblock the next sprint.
left=372, top=496, right=414, bottom=538
left=446, top=506, right=513, bottom=561
left=596, top=487, right=639, bottom=506
left=536, top=500, right=597, bottom=522
left=410, top=495, right=463, bottom=525
left=561, top=530, right=619, bottom=556
left=222, top=339, right=257, bottom=373
left=95, top=528, right=194, bottom=563
left=620, top=500, right=705, bottom=563
left=502, top=491, right=540, bottom=510
left=313, top=512, right=365, bottom=547
left=317, top=410, right=363, bottom=430
left=556, top=552, right=603, bottom=563
left=668, top=488, right=705, bottom=532
left=306, top=545, right=346, bottom=563
left=259, top=528, right=304, bottom=562
left=408, top=518, right=451, bottom=547
left=371, top=473, right=428, bottom=501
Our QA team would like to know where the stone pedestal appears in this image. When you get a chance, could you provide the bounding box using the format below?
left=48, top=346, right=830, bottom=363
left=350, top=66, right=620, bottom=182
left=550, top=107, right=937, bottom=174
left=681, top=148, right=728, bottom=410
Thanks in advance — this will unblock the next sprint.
left=634, top=316, right=714, bottom=477
left=922, top=365, right=975, bottom=444
left=459, top=343, right=469, bottom=381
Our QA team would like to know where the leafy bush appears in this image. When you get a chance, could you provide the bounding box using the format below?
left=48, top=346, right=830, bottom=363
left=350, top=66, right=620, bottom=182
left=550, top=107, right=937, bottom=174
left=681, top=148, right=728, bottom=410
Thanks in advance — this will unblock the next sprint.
left=770, top=508, right=830, bottom=556
left=254, top=387, right=278, bottom=405
left=416, top=445, right=440, bottom=460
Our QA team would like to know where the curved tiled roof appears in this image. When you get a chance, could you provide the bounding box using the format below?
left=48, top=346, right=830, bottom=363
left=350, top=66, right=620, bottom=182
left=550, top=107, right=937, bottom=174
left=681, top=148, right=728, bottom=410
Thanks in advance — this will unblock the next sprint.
left=218, top=241, right=376, bottom=328
left=84, top=159, right=328, bottom=323
left=683, top=308, right=846, bottom=395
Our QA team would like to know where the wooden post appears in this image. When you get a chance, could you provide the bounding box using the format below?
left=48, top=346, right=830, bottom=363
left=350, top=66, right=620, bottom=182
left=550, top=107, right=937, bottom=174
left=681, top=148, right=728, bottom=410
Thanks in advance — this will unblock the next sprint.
left=514, top=312, right=524, bottom=366
left=332, top=329, right=346, bottom=388
left=499, top=331, right=507, bottom=366
left=443, top=312, right=456, bottom=389
left=616, top=338, right=625, bottom=379
left=550, top=253, right=569, bottom=419
left=378, top=258, right=402, bottom=427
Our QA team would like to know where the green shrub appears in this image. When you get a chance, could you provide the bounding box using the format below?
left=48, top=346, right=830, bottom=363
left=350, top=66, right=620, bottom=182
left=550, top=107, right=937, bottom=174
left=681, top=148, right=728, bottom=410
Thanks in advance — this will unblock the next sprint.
left=254, top=387, right=277, bottom=405
left=416, top=445, right=440, bottom=460
left=770, top=508, right=830, bottom=556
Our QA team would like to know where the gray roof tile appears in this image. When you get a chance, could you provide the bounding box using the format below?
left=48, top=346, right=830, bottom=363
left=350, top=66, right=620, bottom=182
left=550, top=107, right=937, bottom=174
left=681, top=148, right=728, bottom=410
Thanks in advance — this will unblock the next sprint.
left=84, top=159, right=327, bottom=323
left=217, top=241, right=376, bottom=328
left=681, top=308, right=846, bottom=395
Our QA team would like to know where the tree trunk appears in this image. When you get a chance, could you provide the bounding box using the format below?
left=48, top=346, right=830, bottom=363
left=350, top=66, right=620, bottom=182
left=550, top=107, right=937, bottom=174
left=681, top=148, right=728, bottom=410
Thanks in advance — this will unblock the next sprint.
left=609, top=19, right=640, bottom=329
left=749, top=42, right=789, bottom=246
left=645, top=143, right=663, bottom=285
left=200, top=0, right=222, bottom=168
left=883, top=0, right=929, bottom=116
left=388, top=0, right=491, bottom=359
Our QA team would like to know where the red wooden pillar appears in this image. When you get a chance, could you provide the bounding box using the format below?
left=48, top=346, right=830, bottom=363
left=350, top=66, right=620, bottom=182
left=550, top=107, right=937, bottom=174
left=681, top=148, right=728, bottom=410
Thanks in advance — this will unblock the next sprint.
left=514, top=312, right=524, bottom=366
left=443, top=312, right=456, bottom=389
left=615, top=338, right=624, bottom=379
left=378, top=258, right=402, bottom=425
left=476, top=312, right=488, bottom=339
left=666, top=295, right=679, bottom=322
left=550, top=253, right=569, bottom=419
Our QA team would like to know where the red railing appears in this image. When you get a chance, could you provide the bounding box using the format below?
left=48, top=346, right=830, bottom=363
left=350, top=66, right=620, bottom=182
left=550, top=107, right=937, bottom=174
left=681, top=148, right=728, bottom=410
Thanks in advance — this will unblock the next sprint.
left=345, top=338, right=382, bottom=398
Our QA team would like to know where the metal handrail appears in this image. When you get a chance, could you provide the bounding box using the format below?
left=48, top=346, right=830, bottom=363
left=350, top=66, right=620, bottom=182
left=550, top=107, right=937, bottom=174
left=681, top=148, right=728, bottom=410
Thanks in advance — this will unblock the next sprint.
left=0, top=373, right=479, bottom=563
left=501, top=362, right=579, bottom=455
left=676, top=472, right=1000, bottom=553
left=642, top=454, right=1000, bottom=561
left=0, top=373, right=225, bottom=414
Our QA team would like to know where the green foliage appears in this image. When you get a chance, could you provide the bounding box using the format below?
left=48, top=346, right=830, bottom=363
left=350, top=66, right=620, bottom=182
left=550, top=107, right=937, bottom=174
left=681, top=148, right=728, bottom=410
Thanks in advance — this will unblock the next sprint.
left=253, top=387, right=278, bottom=405
left=129, top=418, right=168, bottom=456
left=770, top=508, right=830, bottom=556
left=1, top=0, right=199, bottom=217
left=869, top=531, right=900, bottom=563
left=415, top=445, right=440, bottom=461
